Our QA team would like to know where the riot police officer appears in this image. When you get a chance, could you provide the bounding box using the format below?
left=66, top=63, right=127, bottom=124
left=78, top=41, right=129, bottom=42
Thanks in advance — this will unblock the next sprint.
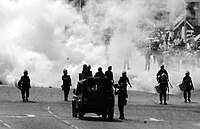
left=156, top=65, right=169, bottom=105
left=61, top=69, right=72, bottom=101
left=118, top=71, right=132, bottom=94
left=182, top=71, right=194, bottom=103
left=80, top=64, right=87, bottom=80
left=94, top=67, right=105, bottom=78
left=115, top=85, right=127, bottom=119
left=85, top=65, right=93, bottom=78
left=105, top=66, right=114, bottom=84
left=19, top=69, right=31, bottom=102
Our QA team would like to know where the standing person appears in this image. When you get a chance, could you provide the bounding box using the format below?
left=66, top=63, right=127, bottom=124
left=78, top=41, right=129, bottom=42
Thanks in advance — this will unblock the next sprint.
left=182, top=71, right=194, bottom=103
left=118, top=71, right=132, bottom=93
left=156, top=65, right=169, bottom=105
left=94, top=67, right=105, bottom=78
left=115, top=85, right=127, bottom=119
left=105, top=66, right=114, bottom=84
left=85, top=65, right=93, bottom=78
left=61, top=69, right=72, bottom=101
left=19, top=69, right=31, bottom=102
left=80, top=64, right=87, bottom=80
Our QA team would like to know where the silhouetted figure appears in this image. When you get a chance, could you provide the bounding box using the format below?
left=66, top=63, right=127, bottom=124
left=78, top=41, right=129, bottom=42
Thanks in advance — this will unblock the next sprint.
left=82, top=64, right=87, bottom=74
left=118, top=71, right=132, bottom=94
left=115, top=86, right=127, bottom=119
left=182, top=71, right=194, bottom=103
left=94, top=67, right=105, bottom=78
left=79, top=64, right=87, bottom=80
left=19, top=69, right=31, bottom=102
left=156, top=65, right=169, bottom=105
left=105, top=66, right=114, bottom=84
left=81, top=64, right=87, bottom=79
left=61, top=69, right=72, bottom=101
left=85, top=65, right=93, bottom=78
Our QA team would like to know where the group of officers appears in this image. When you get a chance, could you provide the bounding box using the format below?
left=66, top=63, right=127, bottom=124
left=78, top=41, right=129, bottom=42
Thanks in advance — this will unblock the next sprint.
left=17, top=64, right=194, bottom=119
left=61, top=64, right=132, bottom=119
left=156, top=65, right=194, bottom=105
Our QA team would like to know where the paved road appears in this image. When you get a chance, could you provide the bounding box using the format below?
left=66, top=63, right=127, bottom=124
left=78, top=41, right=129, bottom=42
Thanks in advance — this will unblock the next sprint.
left=0, top=86, right=199, bottom=129
left=0, top=98, right=200, bottom=129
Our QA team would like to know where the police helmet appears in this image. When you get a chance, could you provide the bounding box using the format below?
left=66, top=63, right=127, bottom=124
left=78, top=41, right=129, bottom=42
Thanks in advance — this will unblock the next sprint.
left=88, top=65, right=91, bottom=70
left=108, top=66, right=112, bottom=70
left=186, top=71, right=190, bottom=76
left=63, top=69, right=67, bottom=74
left=160, top=65, right=164, bottom=69
left=98, top=67, right=102, bottom=72
left=122, top=71, right=126, bottom=76
left=83, top=64, right=87, bottom=68
left=23, top=69, right=28, bottom=75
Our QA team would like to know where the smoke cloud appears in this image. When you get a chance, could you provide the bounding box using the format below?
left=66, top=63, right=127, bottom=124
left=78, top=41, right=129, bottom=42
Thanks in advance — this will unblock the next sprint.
left=1, top=0, right=196, bottom=94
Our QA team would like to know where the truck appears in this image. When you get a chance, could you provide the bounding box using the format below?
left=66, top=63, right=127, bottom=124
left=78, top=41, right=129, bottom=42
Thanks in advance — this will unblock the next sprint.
left=72, top=77, right=114, bottom=120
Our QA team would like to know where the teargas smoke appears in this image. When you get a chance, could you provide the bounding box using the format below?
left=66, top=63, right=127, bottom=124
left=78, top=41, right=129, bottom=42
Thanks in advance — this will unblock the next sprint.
left=0, top=0, right=198, bottom=94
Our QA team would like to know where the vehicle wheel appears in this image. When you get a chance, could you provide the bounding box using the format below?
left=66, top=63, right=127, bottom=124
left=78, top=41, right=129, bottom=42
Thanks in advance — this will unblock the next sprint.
left=102, top=111, right=107, bottom=120
left=72, top=101, right=78, bottom=117
left=72, top=107, right=78, bottom=117
left=78, top=108, right=84, bottom=120
left=108, top=107, right=114, bottom=121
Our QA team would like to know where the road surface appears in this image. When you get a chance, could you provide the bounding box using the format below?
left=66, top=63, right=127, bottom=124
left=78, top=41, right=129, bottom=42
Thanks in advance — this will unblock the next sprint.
left=0, top=86, right=200, bottom=129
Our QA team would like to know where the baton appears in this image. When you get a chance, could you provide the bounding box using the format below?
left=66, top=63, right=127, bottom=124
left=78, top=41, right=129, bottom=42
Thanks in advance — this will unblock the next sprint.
left=168, top=81, right=173, bottom=88
left=167, top=86, right=170, bottom=100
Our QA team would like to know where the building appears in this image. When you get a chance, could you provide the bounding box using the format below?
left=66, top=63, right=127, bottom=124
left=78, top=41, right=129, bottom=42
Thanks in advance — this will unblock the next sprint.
left=173, top=0, right=200, bottom=41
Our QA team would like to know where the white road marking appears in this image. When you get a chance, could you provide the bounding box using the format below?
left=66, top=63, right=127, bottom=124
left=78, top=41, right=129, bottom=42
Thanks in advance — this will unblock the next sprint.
left=193, top=123, right=200, bottom=127
left=63, top=120, right=69, bottom=124
left=26, top=114, right=35, bottom=118
left=47, top=106, right=80, bottom=129
left=47, top=107, right=60, bottom=119
left=8, top=114, right=35, bottom=118
left=53, top=115, right=60, bottom=119
left=4, top=123, right=11, bottom=128
left=71, top=124, right=79, bottom=129
left=0, top=119, right=11, bottom=128
left=148, top=118, right=164, bottom=122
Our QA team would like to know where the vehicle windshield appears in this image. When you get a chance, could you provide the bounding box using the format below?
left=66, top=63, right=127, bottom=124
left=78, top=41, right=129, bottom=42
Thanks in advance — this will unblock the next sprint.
left=83, top=78, right=112, bottom=94
left=86, top=84, right=103, bottom=92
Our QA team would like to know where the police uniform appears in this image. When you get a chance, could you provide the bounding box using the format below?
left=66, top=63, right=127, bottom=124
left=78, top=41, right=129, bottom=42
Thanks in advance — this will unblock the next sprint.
left=94, top=71, right=105, bottom=78
left=115, top=88, right=127, bottom=119
left=158, top=73, right=168, bottom=104
left=156, top=66, right=169, bottom=105
left=105, top=70, right=114, bottom=84
left=85, top=70, right=93, bottom=78
left=20, top=73, right=31, bottom=101
left=62, top=74, right=71, bottom=101
left=118, top=76, right=130, bottom=93
left=182, top=74, right=194, bottom=102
